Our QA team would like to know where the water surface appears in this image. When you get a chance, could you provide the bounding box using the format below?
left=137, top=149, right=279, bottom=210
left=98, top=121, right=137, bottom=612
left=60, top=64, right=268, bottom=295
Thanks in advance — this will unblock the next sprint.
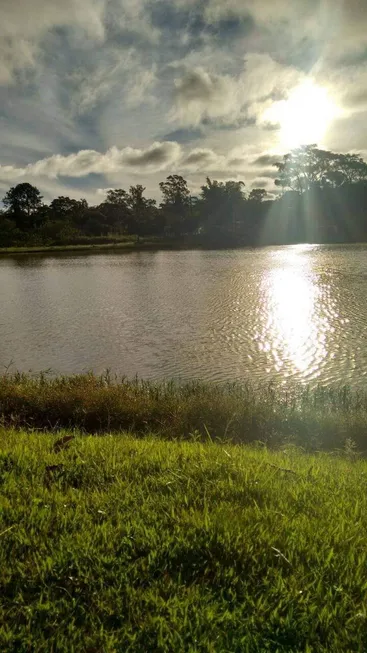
left=1, top=244, right=366, bottom=387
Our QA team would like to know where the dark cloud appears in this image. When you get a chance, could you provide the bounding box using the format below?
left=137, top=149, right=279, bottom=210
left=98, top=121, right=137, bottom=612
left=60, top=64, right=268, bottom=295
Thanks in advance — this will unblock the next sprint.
left=123, top=142, right=180, bottom=167
left=201, top=116, right=256, bottom=130
left=175, top=68, right=216, bottom=102
left=253, top=154, right=281, bottom=166
left=182, top=149, right=215, bottom=165
left=207, top=14, right=254, bottom=39
left=149, top=2, right=205, bottom=35
left=336, top=48, right=367, bottom=68
left=172, top=67, right=241, bottom=125
left=162, top=128, right=203, bottom=143
left=228, top=157, right=246, bottom=167
left=148, top=0, right=254, bottom=50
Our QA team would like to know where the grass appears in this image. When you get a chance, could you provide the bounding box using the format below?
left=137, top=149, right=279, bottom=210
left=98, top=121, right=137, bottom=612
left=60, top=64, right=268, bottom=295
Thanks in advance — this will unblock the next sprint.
left=1, top=428, right=367, bottom=651
left=1, top=373, right=367, bottom=452
left=0, top=237, right=200, bottom=256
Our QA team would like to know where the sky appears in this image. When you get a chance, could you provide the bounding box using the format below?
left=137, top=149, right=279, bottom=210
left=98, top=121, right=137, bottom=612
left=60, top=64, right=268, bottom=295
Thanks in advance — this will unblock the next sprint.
left=1, top=0, right=367, bottom=204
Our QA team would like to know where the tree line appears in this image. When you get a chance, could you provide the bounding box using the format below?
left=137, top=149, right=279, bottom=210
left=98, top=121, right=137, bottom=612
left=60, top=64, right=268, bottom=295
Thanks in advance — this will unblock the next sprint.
left=1, top=144, right=367, bottom=248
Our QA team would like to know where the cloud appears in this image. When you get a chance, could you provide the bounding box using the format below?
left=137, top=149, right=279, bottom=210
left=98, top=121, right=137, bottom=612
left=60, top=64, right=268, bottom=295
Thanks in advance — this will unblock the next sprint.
left=253, top=154, right=281, bottom=166
left=0, top=142, right=182, bottom=181
left=319, top=60, right=367, bottom=113
left=204, top=0, right=367, bottom=62
left=1, top=0, right=105, bottom=39
left=121, top=142, right=181, bottom=167
left=181, top=148, right=224, bottom=170
left=0, top=0, right=106, bottom=84
left=171, top=55, right=304, bottom=128
left=125, top=66, right=158, bottom=108
left=228, top=157, right=246, bottom=168
left=0, top=139, right=282, bottom=198
left=162, top=128, right=204, bottom=143
left=171, top=67, right=241, bottom=126
left=1, top=0, right=367, bottom=204
left=250, top=178, right=272, bottom=189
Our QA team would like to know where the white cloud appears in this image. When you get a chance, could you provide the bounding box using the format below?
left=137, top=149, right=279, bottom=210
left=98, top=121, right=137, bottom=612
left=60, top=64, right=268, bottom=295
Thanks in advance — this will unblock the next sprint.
left=0, top=141, right=182, bottom=181
left=204, top=0, right=367, bottom=60
left=125, top=66, right=158, bottom=108
left=0, top=138, right=282, bottom=200
left=66, top=48, right=157, bottom=116
left=0, top=0, right=106, bottom=84
left=1, top=0, right=105, bottom=39
left=171, top=67, right=240, bottom=126
left=170, top=55, right=304, bottom=128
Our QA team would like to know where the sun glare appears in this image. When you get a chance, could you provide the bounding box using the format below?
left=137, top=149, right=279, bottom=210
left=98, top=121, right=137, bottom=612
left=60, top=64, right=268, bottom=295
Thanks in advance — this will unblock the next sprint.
left=267, top=247, right=327, bottom=378
left=264, top=80, right=339, bottom=149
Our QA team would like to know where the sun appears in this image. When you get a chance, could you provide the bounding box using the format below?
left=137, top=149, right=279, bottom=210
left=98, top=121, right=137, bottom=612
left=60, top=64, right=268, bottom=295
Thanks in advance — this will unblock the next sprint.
left=264, top=80, right=339, bottom=149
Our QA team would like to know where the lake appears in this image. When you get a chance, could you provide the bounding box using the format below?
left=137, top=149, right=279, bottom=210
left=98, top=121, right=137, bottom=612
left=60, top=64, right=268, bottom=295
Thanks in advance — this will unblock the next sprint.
left=1, top=244, right=367, bottom=387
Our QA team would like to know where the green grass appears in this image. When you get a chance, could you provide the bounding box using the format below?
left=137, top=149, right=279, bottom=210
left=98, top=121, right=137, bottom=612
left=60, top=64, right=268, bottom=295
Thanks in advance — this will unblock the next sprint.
left=1, top=373, right=367, bottom=452
left=0, top=428, right=367, bottom=651
left=0, top=237, right=198, bottom=256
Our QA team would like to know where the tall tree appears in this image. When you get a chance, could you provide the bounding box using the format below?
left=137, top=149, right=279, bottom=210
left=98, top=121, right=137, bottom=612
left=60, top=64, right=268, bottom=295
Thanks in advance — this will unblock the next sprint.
left=199, top=178, right=245, bottom=236
left=50, top=197, right=87, bottom=221
left=274, top=145, right=367, bottom=192
left=126, top=185, right=157, bottom=240
left=105, top=189, right=129, bottom=206
left=159, top=175, right=191, bottom=236
left=100, top=188, right=131, bottom=233
left=3, top=183, right=43, bottom=229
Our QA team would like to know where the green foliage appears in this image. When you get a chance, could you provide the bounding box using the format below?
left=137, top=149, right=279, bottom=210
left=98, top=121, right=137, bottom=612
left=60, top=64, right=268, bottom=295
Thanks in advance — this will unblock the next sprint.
left=0, top=429, right=367, bottom=651
left=199, top=177, right=246, bottom=236
left=127, top=184, right=158, bottom=238
left=37, top=220, right=82, bottom=245
left=159, top=175, right=191, bottom=236
left=0, top=217, right=23, bottom=247
left=2, top=373, right=367, bottom=452
left=49, top=196, right=87, bottom=226
left=2, top=183, right=43, bottom=229
left=274, top=145, right=367, bottom=192
left=249, top=188, right=267, bottom=202
left=2, top=145, right=367, bottom=250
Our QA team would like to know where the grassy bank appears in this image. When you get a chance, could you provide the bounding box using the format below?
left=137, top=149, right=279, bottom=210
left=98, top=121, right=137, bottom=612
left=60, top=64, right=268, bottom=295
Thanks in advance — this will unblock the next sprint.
left=0, top=238, right=194, bottom=256
left=1, top=373, right=367, bottom=452
left=0, top=428, right=366, bottom=651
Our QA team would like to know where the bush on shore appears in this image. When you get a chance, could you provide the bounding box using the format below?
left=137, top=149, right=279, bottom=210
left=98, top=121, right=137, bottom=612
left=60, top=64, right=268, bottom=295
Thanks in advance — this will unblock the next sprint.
left=1, top=372, right=367, bottom=452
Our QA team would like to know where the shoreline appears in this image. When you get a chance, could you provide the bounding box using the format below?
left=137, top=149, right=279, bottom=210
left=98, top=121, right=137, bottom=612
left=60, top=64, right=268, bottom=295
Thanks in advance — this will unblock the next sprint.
left=1, top=372, right=366, bottom=452
left=0, top=239, right=201, bottom=256
left=1, top=239, right=366, bottom=256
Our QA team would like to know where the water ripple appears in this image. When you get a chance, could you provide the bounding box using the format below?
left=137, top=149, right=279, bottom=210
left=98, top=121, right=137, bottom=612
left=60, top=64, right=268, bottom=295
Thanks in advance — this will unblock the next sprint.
left=1, top=245, right=367, bottom=387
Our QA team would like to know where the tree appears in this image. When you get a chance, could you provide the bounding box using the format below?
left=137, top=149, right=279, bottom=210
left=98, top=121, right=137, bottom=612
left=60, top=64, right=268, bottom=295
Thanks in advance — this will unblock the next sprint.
left=248, top=188, right=267, bottom=203
left=50, top=196, right=88, bottom=227
left=274, top=145, right=367, bottom=193
left=159, top=175, right=191, bottom=236
left=3, top=183, right=43, bottom=229
left=0, top=213, right=21, bottom=246
left=199, top=178, right=245, bottom=237
left=100, top=189, right=131, bottom=233
left=126, top=185, right=158, bottom=240
left=83, top=208, right=109, bottom=236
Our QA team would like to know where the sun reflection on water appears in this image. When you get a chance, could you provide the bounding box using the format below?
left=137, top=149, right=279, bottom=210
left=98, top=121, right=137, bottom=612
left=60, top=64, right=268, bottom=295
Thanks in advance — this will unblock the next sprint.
left=266, top=247, right=328, bottom=379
